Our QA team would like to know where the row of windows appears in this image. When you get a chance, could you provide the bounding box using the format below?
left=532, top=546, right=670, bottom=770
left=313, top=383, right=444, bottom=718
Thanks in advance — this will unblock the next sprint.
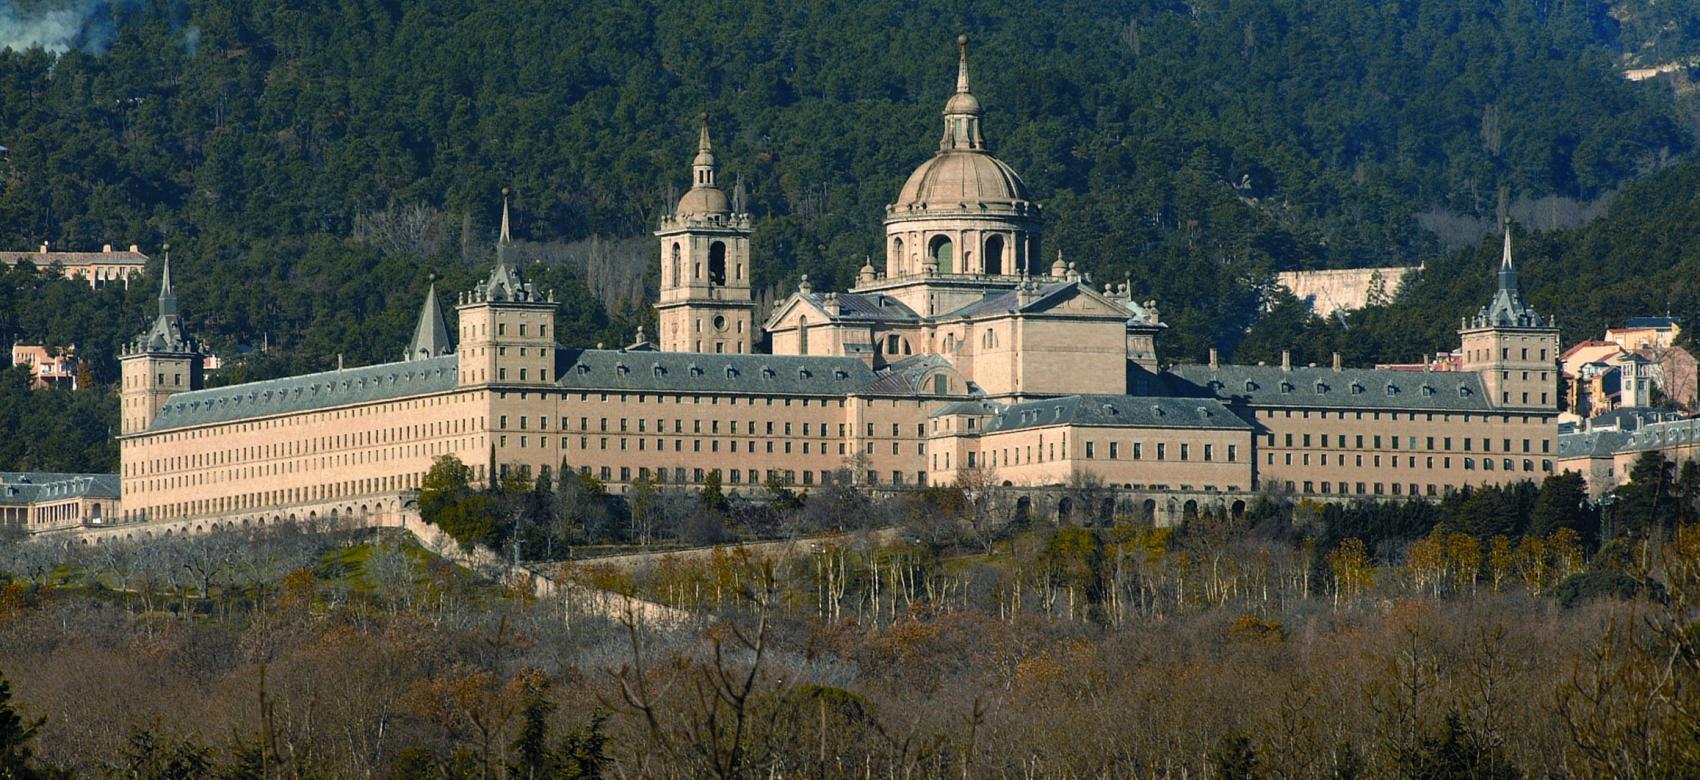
left=556, top=464, right=925, bottom=488
left=1257, top=409, right=1541, bottom=424
left=1271, top=453, right=1553, bottom=473
left=1271, top=433, right=1551, bottom=454
left=1286, top=463, right=1553, bottom=498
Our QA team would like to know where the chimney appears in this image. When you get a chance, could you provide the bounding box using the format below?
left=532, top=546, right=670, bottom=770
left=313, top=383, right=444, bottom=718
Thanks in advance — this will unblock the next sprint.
left=1332, top=352, right=1342, bottom=372
left=1281, top=350, right=1291, bottom=372
left=38, top=242, right=47, bottom=254
left=102, top=244, right=112, bottom=253
left=129, top=244, right=140, bottom=253
left=1208, top=348, right=1219, bottom=370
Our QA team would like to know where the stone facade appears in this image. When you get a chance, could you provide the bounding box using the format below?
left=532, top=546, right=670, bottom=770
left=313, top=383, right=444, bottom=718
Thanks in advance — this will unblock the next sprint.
left=96, top=37, right=1563, bottom=533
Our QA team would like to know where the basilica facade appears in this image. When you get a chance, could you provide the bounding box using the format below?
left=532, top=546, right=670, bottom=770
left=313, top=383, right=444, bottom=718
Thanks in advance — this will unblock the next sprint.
left=109, top=38, right=1559, bottom=529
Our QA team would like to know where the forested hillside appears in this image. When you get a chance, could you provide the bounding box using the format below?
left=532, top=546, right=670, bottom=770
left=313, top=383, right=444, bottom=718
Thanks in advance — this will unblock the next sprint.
left=0, top=0, right=1694, bottom=379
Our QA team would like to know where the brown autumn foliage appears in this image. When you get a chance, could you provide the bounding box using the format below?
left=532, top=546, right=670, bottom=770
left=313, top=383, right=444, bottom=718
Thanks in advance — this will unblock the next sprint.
left=0, top=519, right=1693, bottom=777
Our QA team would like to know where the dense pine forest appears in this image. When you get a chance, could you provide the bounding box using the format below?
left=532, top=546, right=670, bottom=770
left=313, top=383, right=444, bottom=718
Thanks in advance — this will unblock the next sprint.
left=3, top=0, right=1700, bottom=383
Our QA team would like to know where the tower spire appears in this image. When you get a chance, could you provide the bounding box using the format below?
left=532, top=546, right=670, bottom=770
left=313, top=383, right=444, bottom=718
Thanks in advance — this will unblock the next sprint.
left=956, top=33, right=971, bottom=94
left=499, top=187, right=512, bottom=247
left=405, top=279, right=451, bottom=360
left=692, top=112, right=717, bottom=189
left=158, top=243, right=177, bottom=318
left=940, top=35, right=986, bottom=152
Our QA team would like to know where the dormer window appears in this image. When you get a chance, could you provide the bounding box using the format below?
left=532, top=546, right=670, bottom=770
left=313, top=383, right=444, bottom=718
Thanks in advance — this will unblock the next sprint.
left=1244, top=380, right=1258, bottom=392
left=1421, top=385, right=1434, bottom=397
left=1314, top=382, right=1328, bottom=393
left=1350, top=382, right=1364, bottom=394
left=1279, top=381, right=1293, bottom=393
left=1384, top=383, right=1397, bottom=396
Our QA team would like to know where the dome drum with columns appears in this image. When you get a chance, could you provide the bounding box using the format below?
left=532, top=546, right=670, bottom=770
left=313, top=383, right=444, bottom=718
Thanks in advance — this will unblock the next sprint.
left=880, top=35, right=1040, bottom=282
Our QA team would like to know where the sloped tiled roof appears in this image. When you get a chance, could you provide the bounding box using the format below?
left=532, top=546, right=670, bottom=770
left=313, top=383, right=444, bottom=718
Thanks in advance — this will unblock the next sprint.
left=1556, top=430, right=1630, bottom=459
left=554, top=349, right=914, bottom=397
left=1165, top=363, right=1497, bottom=412
left=0, top=472, right=120, bottom=505
left=1618, top=417, right=1700, bottom=453
left=799, top=291, right=920, bottom=323
left=939, top=394, right=1249, bottom=433
left=149, top=355, right=459, bottom=431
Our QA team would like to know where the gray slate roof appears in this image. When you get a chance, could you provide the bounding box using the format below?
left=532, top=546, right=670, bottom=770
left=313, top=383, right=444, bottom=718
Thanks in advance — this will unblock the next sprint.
left=0, top=472, right=121, bottom=505
left=937, top=394, right=1250, bottom=433
left=1165, top=364, right=1497, bottom=412
left=799, top=291, right=920, bottom=323
left=1618, top=417, right=1700, bottom=453
left=1557, top=430, right=1631, bottom=459
left=554, top=348, right=916, bottom=397
left=149, top=355, right=459, bottom=431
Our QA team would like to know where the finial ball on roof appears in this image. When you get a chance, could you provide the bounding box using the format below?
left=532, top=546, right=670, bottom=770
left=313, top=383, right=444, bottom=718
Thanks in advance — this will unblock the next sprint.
left=502, top=186, right=509, bottom=196
left=958, top=33, right=968, bottom=46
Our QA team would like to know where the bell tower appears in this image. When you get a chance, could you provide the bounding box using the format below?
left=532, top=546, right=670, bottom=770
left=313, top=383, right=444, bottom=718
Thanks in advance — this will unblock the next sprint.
left=1458, top=225, right=1561, bottom=409
left=655, top=115, right=755, bottom=354
left=119, top=246, right=203, bottom=435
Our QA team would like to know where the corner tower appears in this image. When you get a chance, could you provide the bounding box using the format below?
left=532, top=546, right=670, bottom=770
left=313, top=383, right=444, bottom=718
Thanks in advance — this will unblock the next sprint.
left=655, top=115, right=755, bottom=354
left=1458, top=225, right=1561, bottom=409
left=456, top=193, right=558, bottom=387
left=119, top=247, right=203, bottom=435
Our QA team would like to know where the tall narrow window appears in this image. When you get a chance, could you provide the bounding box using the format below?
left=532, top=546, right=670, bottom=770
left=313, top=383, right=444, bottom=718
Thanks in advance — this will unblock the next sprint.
left=798, top=317, right=809, bottom=355
left=708, top=241, right=727, bottom=286
left=929, top=235, right=954, bottom=273
left=670, top=243, right=681, bottom=286
left=984, top=234, right=1004, bottom=275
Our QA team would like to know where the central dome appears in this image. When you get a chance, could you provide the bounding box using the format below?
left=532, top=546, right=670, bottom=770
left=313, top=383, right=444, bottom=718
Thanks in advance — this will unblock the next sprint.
left=893, top=150, right=1029, bottom=210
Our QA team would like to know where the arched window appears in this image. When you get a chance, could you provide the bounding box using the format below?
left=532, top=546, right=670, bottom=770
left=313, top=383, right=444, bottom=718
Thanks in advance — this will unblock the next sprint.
left=984, top=234, right=1004, bottom=275
left=892, top=237, right=904, bottom=271
left=798, top=316, right=809, bottom=355
left=708, top=241, right=727, bottom=286
left=671, top=243, right=681, bottom=286
left=929, top=235, right=953, bottom=273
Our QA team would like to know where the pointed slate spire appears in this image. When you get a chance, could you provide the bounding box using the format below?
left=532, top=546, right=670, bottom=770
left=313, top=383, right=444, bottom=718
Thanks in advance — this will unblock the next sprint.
left=500, top=188, right=512, bottom=246
left=132, top=242, right=192, bottom=354
left=1497, top=223, right=1518, bottom=291
left=405, top=281, right=451, bottom=361
left=484, top=188, right=533, bottom=303
left=1478, top=220, right=1541, bottom=327
left=158, top=245, right=178, bottom=318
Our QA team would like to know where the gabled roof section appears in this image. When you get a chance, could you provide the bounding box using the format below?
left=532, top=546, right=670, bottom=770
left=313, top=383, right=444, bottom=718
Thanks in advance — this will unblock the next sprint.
left=148, top=355, right=459, bottom=431
left=1166, top=363, right=1498, bottom=412
left=768, top=290, right=922, bottom=329
left=940, top=279, right=1135, bottom=322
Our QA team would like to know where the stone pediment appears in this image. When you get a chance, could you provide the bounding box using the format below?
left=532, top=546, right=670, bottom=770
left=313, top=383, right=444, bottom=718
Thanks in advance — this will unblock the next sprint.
left=1017, top=283, right=1131, bottom=319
